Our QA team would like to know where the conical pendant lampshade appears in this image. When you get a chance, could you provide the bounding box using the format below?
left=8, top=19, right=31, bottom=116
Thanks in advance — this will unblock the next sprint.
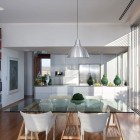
left=67, top=39, right=89, bottom=58
left=67, top=0, right=89, bottom=58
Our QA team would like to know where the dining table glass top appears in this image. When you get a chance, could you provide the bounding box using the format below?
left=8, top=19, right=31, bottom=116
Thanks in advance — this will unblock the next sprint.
left=5, top=97, right=133, bottom=113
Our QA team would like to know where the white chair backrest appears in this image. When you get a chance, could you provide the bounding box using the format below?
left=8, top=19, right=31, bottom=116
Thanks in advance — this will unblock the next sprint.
left=78, top=112, right=110, bottom=133
left=20, top=111, right=54, bottom=132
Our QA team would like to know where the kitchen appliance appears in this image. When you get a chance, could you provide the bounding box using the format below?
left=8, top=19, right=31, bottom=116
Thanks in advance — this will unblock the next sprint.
left=79, top=65, right=100, bottom=85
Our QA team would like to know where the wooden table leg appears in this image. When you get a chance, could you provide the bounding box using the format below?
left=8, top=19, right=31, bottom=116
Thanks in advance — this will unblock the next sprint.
left=114, top=113, right=124, bottom=140
left=106, top=113, right=124, bottom=140
left=61, top=113, right=80, bottom=140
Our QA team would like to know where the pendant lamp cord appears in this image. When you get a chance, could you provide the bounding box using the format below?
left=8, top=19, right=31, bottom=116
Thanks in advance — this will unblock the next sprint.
left=77, top=0, right=79, bottom=39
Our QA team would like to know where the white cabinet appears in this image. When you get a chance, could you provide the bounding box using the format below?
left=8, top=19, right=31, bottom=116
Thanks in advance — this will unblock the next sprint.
left=114, top=86, right=127, bottom=103
left=94, top=87, right=102, bottom=96
left=34, top=86, right=52, bottom=99
left=34, top=86, right=128, bottom=102
left=102, top=86, right=127, bottom=103
left=51, top=86, right=69, bottom=96
left=71, top=86, right=94, bottom=96
left=102, top=87, right=116, bottom=99
left=64, top=70, right=79, bottom=85
left=54, top=55, right=66, bottom=65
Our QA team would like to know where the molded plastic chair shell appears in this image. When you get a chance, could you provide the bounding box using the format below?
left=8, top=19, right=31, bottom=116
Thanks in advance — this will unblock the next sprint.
left=20, top=111, right=56, bottom=140
left=78, top=112, right=110, bottom=140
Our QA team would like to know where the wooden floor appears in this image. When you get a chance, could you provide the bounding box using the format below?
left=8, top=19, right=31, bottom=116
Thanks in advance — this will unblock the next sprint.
left=0, top=104, right=140, bottom=140
left=117, top=113, right=140, bottom=140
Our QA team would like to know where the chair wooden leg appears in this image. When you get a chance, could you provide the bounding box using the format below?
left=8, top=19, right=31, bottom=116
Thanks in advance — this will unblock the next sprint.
left=31, top=132, right=33, bottom=140
left=83, top=132, right=84, bottom=140
left=25, top=134, right=27, bottom=140
left=103, top=134, right=106, bottom=140
left=17, top=121, right=25, bottom=140
left=35, top=133, right=39, bottom=140
left=46, top=134, right=48, bottom=140
left=53, top=126, right=55, bottom=140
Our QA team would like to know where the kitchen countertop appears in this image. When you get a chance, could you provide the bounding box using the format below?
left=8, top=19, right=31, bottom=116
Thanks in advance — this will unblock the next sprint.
left=35, top=85, right=127, bottom=87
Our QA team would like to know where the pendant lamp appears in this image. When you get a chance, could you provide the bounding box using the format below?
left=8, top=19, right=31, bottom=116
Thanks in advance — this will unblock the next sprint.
left=67, top=0, right=89, bottom=58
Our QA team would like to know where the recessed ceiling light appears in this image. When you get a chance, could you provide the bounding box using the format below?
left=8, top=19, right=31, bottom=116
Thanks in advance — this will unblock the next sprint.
left=0, top=7, right=4, bottom=11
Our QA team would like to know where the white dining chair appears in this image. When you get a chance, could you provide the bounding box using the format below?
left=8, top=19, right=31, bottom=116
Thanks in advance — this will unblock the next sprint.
left=20, top=111, right=56, bottom=140
left=78, top=112, right=110, bottom=140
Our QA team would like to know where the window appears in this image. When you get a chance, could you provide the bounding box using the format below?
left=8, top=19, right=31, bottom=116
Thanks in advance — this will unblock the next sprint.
left=41, top=59, right=51, bottom=76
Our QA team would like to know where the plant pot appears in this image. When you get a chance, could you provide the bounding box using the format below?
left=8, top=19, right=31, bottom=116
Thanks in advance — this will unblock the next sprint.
left=101, top=74, right=108, bottom=86
left=114, top=75, right=121, bottom=86
left=87, top=75, right=94, bottom=86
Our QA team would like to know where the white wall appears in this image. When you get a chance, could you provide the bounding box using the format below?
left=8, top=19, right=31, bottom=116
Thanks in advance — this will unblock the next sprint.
left=1, top=23, right=130, bottom=47
left=1, top=48, right=24, bottom=107
left=101, top=54, right=118, bottom=82
left=24, top=52, right=33, bottom=96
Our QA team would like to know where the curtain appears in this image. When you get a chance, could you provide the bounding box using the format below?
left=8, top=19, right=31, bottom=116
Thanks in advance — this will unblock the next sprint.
left=129, top=21, right=140, bottom=110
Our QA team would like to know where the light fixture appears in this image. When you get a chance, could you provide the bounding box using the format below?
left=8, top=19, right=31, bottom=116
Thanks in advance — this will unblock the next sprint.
left=0, top=7, right=4, bottom=11
left=67, top=0, right=89, bottom=58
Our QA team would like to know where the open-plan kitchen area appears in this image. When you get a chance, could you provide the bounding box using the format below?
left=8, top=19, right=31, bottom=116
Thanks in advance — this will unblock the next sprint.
left=0, top=0, right=140, bottom=140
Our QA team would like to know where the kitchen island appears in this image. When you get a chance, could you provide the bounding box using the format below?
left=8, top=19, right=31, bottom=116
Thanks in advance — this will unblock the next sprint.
left=34, top=85, right=127, bottom=103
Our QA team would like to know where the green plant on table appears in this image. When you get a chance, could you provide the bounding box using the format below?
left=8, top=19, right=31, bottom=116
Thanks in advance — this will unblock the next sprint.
left=71, top=93, right=84, bottom=100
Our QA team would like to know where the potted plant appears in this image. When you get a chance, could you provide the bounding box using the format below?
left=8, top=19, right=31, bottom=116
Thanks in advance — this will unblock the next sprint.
left=101, top=74, right=108, bottom=86
left=34, top=78, right=42, bottom=86
left=71, top=93, right=85, bottom=104
left=114, top=75, right=121, bottom=86
left=41, top=75, right=46, bottom=85
left=71, top=93, right=84, bottom=100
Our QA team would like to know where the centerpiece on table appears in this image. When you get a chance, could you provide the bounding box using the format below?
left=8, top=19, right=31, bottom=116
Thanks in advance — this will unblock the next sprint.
left=71, top=93, right=85, bottom=105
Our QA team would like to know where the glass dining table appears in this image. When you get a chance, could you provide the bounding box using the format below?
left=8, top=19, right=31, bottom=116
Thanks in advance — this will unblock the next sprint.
left=5, top=97, right=133, bottom=140
left=5, top=97, right=133, bottom=113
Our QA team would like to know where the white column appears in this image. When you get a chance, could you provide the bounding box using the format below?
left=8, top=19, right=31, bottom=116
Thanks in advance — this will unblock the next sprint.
left=129, top=26, right=140, bottom=109
left=24, top=52, right=33, bottom=96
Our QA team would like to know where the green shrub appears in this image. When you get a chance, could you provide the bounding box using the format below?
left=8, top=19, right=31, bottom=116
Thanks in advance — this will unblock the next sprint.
left=71, top=93, right=84, bottom=100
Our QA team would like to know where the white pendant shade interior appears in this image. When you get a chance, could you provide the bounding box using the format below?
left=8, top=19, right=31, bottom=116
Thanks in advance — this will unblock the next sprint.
left=67, top=0, right=89, bottom=58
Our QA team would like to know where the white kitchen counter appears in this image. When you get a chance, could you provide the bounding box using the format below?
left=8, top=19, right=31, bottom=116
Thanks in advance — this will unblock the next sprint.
left=34, top=85, right=128, bottom=103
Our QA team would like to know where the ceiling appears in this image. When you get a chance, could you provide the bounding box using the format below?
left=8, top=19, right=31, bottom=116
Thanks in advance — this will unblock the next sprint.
left=0, top=0, right=139, bottom=55
left=0, top=0, right=139, bottom=24
left=10, top=46, right=128, bottom=55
